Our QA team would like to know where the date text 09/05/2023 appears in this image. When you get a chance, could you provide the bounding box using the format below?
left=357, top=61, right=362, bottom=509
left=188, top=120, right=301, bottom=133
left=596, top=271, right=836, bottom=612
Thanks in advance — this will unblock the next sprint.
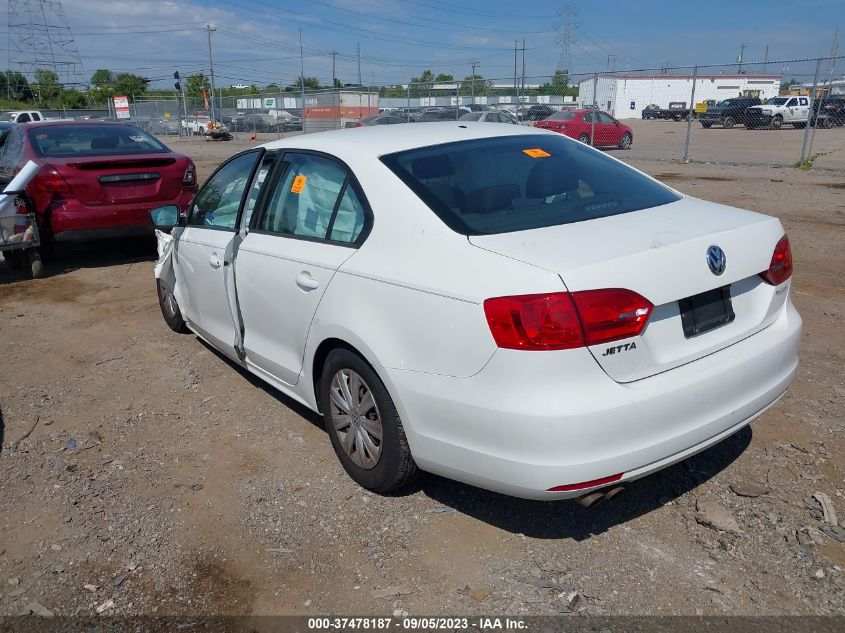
left=307, top=617, right=528, bottom=630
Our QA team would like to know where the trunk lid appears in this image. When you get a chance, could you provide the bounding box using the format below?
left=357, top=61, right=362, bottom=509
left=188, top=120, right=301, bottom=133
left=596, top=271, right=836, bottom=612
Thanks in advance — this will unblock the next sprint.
left=52, top=154, right=185, bottom=206
left=469, top=197, right=789, bottom=382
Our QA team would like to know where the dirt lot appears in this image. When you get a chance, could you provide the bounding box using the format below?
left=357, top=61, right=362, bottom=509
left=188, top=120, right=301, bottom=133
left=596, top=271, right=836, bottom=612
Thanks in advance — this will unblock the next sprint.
left=1, top=127, right=844, bottom=622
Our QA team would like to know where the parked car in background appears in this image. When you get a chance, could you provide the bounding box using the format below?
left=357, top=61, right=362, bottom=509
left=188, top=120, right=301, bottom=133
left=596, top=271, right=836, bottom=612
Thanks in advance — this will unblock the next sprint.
left=0, top=110, right=45, bottom=123
left=0, top=121, right=197, bottom=244
left=232, top=113, right=282, bottom=133
left=354, top=114, right=409, bottom=127
left=745, top=96, right=812, bottom=129
left=698, top=97, right=761, bottom=128
left=182, top=115, right=228, bottom=135
left=397, top=107, right=424, bottom=122
left=417, top=108, right=470, bottom=122
left=534, top=109, right=633, bottom=149
left=814, top=97, right=845, bottom=125
left=641, top=104, right=661, bottom=119
left=459, top=111, right=518, bottom=124
left=465, top=104, right=493, bottom=112
left=147, top=118, right=181, bottom=136
left=150, top=122, right=800, bottom=501
left=522, top=105, right=557, bottom=121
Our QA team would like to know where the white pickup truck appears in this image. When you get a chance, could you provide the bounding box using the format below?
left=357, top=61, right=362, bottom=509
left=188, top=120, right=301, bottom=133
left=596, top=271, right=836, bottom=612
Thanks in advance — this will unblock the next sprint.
left=0, top=110, right=45, bottom=123
left=744, top=96, right=811, bottom=129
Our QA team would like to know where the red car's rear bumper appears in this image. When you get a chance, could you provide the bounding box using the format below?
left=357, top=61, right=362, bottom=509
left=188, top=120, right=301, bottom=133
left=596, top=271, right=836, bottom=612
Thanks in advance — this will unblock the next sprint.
left=45, top=188, right=197, bottom=241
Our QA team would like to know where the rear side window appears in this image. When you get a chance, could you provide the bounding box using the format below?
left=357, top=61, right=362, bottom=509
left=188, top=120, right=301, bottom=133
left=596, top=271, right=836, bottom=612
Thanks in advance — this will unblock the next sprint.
left=27, top=124, right=167, bottom=157
left=381, top=134, right=680, bottom=236
left=259, top=153, right=366, bottom=244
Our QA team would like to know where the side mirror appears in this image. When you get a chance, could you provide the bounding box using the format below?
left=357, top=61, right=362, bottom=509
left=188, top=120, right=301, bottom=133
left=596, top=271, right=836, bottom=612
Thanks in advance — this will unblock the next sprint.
left=149, top=205, right=180, bottom=230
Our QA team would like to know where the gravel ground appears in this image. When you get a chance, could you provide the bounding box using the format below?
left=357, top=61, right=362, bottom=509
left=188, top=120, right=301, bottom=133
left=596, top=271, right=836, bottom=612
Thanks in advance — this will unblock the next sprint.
left=0, top=128, right=843, bottom=622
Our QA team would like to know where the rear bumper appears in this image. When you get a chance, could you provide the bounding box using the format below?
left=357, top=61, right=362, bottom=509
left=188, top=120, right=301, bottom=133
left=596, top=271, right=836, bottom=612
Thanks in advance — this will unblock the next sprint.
left=386, top=299, right=801, bottom=500
left=47, top=188, right=196, bottom=241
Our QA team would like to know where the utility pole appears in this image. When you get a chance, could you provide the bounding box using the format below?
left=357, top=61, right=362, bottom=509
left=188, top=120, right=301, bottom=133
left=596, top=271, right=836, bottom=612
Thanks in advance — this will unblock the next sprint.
left=737, top=43, right=747, bottom=74
left=331, top=50, right=337, bottom=89
left=470, top=59, right=479, bottom=104
left=607, top=54, right=616, bottom=72
left=514, top=40, right=518, bottom=102
left=357, top=43, right=362, bottom=86
left=331, top=50, right=338, bottom=124
left=521, top=39, right=526, bottom=107
left=205, top=24, right=217, bottom=123
left=763, top=45, right=769, bottom=73
left=299, top=28, right=306, bottom=126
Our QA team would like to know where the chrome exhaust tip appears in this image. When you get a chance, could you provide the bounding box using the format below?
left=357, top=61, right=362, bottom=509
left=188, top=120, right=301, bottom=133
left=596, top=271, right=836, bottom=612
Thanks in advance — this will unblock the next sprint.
left=574, top=485, right=624, bottom=508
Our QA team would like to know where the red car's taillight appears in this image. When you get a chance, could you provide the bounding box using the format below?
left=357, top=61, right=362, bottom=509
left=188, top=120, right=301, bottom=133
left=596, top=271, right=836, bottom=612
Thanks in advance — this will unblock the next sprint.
left=183, top=161, right=196, bottom=185
left=484, top=289, right=653, bottom=351
left=570, top=288, right=653, bottom=346
left=760, top=235, right=793, bottom=286
left=26, top=166, right=71, bottom=196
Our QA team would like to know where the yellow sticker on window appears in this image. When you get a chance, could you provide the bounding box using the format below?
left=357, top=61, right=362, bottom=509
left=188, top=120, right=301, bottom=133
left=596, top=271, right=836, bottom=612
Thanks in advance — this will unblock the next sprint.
left=291, top=175, right=307, bottom=194
left=523, top=148, right=551, bottom=158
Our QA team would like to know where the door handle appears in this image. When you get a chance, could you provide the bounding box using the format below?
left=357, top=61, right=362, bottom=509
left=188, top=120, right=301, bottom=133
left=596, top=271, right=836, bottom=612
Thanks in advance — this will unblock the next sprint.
left=295, top=272, right=319, bottom=291
left=209, top=254, right=222, bottom=269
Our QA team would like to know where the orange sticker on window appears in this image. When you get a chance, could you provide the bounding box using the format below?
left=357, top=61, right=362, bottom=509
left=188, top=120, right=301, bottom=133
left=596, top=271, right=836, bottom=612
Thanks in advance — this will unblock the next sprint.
left=523, top=148, right=551, bottom=158
left=291, top=175, right=307, bottom=193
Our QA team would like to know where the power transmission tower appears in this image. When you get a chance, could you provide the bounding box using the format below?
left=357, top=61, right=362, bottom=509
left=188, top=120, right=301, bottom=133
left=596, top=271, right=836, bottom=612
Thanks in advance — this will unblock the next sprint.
left=554, top=2, right=576, bottom=75
left=737, top=43, right=747, bottom=73
left=8, top=0, right=83, bottom=93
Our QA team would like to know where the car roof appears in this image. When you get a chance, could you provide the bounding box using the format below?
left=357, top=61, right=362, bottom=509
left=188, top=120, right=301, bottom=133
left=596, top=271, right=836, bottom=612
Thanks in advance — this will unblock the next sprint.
left=260, top=121, right=557, bottom=158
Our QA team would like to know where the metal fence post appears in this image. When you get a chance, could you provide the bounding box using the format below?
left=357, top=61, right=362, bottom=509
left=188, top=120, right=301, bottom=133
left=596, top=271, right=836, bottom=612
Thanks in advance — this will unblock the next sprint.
left=590, top=73, right=597, bottom=145
left=456, top=82, right=460, bottom=120
left=683, top=65, right=698, bottom=163
left=800, top=58, right=822, bottom=165
left=406, top=84, right=411, bottom=121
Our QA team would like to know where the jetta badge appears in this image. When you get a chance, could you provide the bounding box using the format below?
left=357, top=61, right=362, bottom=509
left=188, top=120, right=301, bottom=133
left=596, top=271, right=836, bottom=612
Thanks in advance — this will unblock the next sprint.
left=706, top=245, right=727, bottom=276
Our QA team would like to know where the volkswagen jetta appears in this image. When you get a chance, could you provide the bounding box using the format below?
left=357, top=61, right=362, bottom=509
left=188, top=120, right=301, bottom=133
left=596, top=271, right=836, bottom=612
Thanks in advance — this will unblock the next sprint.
left=150, top=123, right=800, bottom=500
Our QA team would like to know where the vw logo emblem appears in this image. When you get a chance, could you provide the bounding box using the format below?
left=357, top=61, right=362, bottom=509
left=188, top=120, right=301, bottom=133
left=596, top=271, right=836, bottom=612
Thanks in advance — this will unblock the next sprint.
left=707, top=245, right=727, bottom=276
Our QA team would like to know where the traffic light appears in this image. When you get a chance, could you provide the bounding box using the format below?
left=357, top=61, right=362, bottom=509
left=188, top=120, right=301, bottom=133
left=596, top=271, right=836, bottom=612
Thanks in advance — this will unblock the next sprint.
left=175, top=82, right=181, bottom=91
left=174, top=71, right=180, bottom=80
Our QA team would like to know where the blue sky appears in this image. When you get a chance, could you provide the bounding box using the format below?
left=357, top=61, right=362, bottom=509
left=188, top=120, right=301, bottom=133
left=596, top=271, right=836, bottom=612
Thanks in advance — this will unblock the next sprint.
left=2, top=0, right=843, bottom=89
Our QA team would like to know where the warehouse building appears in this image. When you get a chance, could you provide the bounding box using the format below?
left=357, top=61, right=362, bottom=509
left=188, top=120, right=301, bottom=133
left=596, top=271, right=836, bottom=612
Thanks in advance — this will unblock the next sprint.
left=578, top=73, right=781, bottom=119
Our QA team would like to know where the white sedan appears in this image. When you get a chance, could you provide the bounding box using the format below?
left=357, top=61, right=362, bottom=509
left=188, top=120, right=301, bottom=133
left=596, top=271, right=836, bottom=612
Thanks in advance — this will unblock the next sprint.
left=150, top=123, right=801, bottom=501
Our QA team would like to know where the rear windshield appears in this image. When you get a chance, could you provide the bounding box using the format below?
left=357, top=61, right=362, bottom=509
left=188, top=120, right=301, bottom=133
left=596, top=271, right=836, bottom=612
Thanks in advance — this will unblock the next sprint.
left=28, top=124, right=168, bottom=157
left=380, top=134, right=680, bottom=236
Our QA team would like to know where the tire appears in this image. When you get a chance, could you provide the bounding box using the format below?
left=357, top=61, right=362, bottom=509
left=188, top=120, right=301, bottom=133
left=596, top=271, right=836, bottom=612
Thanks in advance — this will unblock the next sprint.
left=2, top=250, right=24, bottom=270
left=723, top=116, right=735, bottom=129
left=27, top=250, right=43, bottom=278
left=320, top=348, right=417, bottom=494
left=701, top=122, right=712, bottom=129
left=793, top=121, right=806, bottom=129
left=197, top=126, right=205, bottom=135
left=618, top=132, right=632, bottom=150
left=771, top=115, right=783, bottom=130
left=157, top=279, right=189, bottom=333
left=578, top=133, right=590, bottom=144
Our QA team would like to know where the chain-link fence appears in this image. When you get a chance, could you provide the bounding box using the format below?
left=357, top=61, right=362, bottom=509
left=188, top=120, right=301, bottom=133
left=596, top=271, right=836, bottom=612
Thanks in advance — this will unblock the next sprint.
left=76, top=56, right=844, bottom=169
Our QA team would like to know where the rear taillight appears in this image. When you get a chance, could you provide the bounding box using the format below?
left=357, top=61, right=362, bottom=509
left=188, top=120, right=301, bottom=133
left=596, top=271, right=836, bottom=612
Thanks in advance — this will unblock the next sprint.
left=483, top=288, right=653, bottom=351
left=484, top=293, right=584, bottom=350
left=571, top=288, right=653, bottom=346
left=183, top=161, right=196, bottom=185
left=760, top=235, right=793, bottom=286
left=26, top=166, right=71, bottom=196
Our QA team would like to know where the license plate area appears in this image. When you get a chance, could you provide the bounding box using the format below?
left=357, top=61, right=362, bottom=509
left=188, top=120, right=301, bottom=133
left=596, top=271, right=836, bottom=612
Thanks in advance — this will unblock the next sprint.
left=679, top=286, right=735, bottom=338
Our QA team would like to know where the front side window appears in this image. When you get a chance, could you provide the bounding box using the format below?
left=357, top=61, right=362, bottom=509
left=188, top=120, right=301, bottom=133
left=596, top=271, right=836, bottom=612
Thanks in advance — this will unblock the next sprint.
left=189, top=151, right=261, bottom=229
left=259, top=153, right=366, bottom=244
left=597, top=112, right=616, bottom=124
left=381, top=134, right=680, bottom=236
left=786, top=98, right=798, bottom=107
